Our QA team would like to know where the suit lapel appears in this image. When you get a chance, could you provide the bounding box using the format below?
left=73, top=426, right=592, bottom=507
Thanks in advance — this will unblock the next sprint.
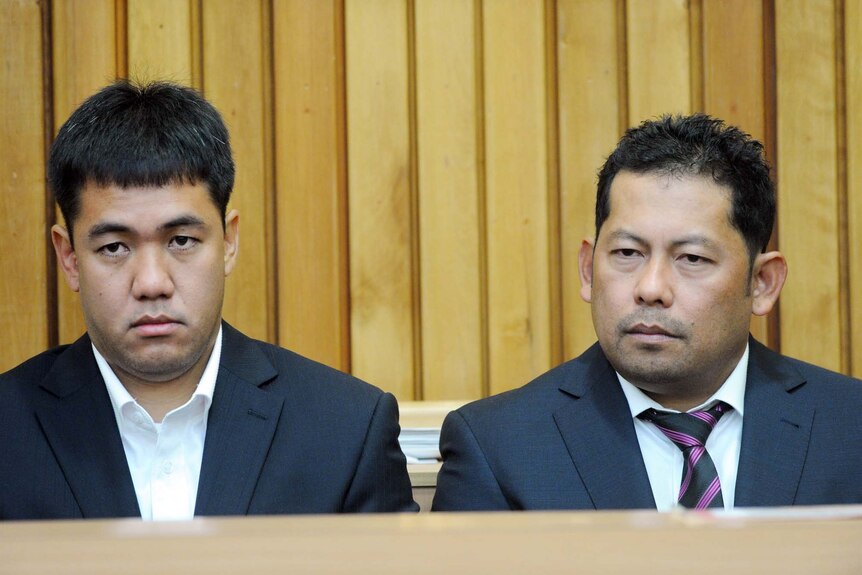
left=552, top=345, right=656, bottom=509
left=735, top=339, right=813, bottom=507
left=35, top=335, right=140, bottom=518
left=195, top=324, right=284, bottom=516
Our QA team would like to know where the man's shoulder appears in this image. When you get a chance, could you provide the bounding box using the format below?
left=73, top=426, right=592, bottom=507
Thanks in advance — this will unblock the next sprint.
left=453, top=342, right=608, bottom=425
left=0, top=344, right=74, bottom=391
left=750, top=339, right=862, bottom=398
left=222, top=325, right=386, bottom=403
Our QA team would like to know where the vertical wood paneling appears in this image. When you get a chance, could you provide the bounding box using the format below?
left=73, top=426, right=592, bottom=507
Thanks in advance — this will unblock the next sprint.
left=557, top=0, right=622, bottom=360
left=202, top=0, right=271, bottom=343
left=688, top=0, right=704, bottom=112
left=776, top=0, right=841, bottom=370
left=52, top=0, right=118, bottom=345
left=846, top=0, right=862, bottom=376
left=415, top=0, right=483, bottom=399
left=273, top=0, right=348, bottom=370
left=702, top=0, right=770, bottom=345
left=346, top=0, right=416, bottom=398
left=52, top=0, right=118, bottom=128
left=544, top=0, right=563, bottom=372
left=626, top=0, right=691, bottom=123
left=127, top=0, right=193, bottom=85
left=0, top=0, right=48, bottom=372
left=484, top=0, right=552, bottom=394
left=3, top=0, right=862, bottom=391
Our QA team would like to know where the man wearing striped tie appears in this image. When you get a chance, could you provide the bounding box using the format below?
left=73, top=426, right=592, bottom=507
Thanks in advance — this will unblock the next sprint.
left=433, top=114, right=862, bottom=512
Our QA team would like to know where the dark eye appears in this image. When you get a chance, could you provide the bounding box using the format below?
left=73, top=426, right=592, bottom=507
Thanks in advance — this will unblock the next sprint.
left=170, top=236, right=198, bottom=250
left=682, top=254, right=707, bottom=264
left=98, top=242, right=129, bottom=257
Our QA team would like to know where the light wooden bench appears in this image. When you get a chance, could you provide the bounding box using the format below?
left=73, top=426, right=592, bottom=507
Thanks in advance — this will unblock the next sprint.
left=399, top=400, right=466, bottom=510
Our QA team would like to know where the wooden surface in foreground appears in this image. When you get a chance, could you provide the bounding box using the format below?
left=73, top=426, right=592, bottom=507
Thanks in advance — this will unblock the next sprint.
left=2, top=506, right=861, bottom=574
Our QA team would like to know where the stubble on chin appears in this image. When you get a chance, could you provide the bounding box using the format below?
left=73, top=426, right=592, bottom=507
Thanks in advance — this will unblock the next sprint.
left=602, top=313, right=692, bottom=388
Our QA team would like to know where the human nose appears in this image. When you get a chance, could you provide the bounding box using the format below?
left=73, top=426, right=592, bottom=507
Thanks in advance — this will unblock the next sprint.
left=131, top=248, right=174, bottom=300
left=634, top=257, right=673, bottom=307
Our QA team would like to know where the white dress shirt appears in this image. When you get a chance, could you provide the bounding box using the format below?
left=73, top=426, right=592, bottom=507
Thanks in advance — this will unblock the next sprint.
left=618, top=344, right=748, bottom=511
left=95, top=327, right=221, bottom=520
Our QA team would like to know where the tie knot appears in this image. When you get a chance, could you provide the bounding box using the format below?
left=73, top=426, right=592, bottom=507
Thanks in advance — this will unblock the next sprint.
left=639, top=401, right=731, bottom=451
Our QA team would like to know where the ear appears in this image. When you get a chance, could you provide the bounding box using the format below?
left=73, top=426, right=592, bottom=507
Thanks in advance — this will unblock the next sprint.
left=223, top=209, right=240, bottom=277
left=51, top=224, right=80, bottom=292
left=578, top=238, right=596, bottom=303
left=750, top=251, right=787, bottom=316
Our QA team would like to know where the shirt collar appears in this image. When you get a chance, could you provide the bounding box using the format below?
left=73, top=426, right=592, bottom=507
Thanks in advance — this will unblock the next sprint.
left=95, top=326, right=222, bottom=420
left=618, top=342, right=748, bottom=417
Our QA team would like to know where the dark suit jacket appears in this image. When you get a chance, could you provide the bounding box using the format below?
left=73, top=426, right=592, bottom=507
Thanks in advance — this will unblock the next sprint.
left=432, top=338, right=862, bottom=511
left=0, top=323, right=418, bottom=519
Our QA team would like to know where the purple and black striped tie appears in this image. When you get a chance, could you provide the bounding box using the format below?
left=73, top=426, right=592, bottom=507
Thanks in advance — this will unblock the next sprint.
left=639, top=401, right=731, bottom=510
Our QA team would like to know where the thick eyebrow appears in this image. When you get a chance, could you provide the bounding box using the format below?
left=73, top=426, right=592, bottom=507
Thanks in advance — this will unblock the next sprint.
left=86, top=215, right=208, bottom=241
left=87, top=222, right=131, bottom=240
left=159, top=215, right=208, bottom=231
left=669, top=235, right=720, bottom=251
left=606, top=229, right=719, bottom=251
left=605, top=230, right=646, bottom=246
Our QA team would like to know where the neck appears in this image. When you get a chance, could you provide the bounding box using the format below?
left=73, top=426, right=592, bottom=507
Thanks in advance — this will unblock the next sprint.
left=641, top=389, right=715, bottom=412
left=114, top=340, right=215, bottom=423
left=628, top=343, right=747, bottom=413
left=122, top=375, right=201, bottom=423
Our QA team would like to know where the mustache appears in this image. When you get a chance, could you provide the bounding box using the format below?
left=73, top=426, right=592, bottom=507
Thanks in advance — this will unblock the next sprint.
left=616, top=312, right=688, bottom=338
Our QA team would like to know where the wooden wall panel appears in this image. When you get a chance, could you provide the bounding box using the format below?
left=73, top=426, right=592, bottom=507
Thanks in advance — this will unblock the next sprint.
left=202, top=0, right=271, bottom=343
left=346, top=0, right=416, bottom=398
left=626, top=0, right=692, bottom=123
left=0, top=0, right=48, bottom=372
left=775, top=0, right=842, bottom=370
left=52, top=0, right=118, bottom=345
left=52, top=1, right=119, bottom=110
left=415, top=0, right=483, bottom=400
left=557, top=0, right=622, bottom=360
left=484, top=0, right=553, bottom=394
left=5, top=0, right=862, bottom=394
left=847, top=0, right=862, bottom=377
left=702, top=0, right=771, bottom=345
left=127, top=0, right=194, bottom=86
left=273, top=0, right=349, bottom=371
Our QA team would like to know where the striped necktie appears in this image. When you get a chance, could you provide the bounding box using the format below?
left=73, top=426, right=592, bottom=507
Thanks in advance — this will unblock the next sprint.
left=639, top=401, right=731, bottom=510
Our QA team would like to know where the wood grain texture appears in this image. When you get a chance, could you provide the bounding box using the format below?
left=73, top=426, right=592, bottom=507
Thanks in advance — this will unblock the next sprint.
left=557, top=0, right=622, bottom=360
left=273, top=0, right=349, bottom=370
left=626, top=0, right=691, bottom=124
left=3, top=511, right=862, bottom=574
left=544, top=0, right=563, bottom=373
left=483, top=0, right=552, bottom=394
left=0, top=0, right=48, bottom=372
left=202, top=0, right=271, bottom=343
left=846, top=0, right=862, bottom=376
left=2, top=0, right=862, bottom=387
left=415, top=0, right=483, bottom=399
left=127, top=0, right=193, bottom=85
left=702, top=0, right=770, bottom=345
left=775, top=0, right=841, bottom=370
left=346, top=0, right=416, bottom=398
left=52, top=0, right=118, bottom=345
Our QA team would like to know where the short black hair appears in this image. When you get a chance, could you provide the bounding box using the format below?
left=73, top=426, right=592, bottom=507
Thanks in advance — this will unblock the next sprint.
left=595, top=113, right=775, bottom=260
left=48, top=79, right=235, bottom=239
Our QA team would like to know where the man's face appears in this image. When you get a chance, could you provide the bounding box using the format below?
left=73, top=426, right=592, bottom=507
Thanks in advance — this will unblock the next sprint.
left=579, top=171, right=759, bottom=409
left=52, top=182, right=238, bottom=385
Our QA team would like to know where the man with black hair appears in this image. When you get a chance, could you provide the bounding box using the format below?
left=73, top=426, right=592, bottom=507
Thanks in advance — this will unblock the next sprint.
left=432, top=114, right=862, bottom=512
left=0, top=80, right=417, bottom=520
